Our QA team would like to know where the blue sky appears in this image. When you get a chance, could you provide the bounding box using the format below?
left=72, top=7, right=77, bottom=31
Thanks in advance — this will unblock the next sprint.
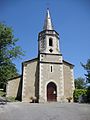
left=0, top=0, right=90, bottom=79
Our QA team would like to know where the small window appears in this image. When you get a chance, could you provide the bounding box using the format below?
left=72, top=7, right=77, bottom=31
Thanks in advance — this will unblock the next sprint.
left=51, top=66, right=52, bottom=72
left=49, top=38, right=53, bottom=46
left=50, top=65, right=53, bottom=73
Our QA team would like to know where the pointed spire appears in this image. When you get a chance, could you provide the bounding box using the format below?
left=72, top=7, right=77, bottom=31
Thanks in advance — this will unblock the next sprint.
left=43, top=8, right=54, bottom=30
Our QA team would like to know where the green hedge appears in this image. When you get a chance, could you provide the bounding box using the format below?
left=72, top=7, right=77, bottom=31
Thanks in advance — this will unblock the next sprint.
left=73, top=89, right=87, bottom=102
left=0, top=90, right=6, bottom=97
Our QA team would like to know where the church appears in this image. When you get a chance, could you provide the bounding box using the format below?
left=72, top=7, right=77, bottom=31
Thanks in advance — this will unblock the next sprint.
left=6, top=9, right=75, bottom=103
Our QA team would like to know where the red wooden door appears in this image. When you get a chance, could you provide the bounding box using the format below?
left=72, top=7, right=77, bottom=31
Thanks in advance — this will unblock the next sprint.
left=47, top=82, right=57, bottom=101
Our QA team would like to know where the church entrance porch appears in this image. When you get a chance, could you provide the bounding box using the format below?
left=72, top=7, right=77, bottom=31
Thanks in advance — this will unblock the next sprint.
left=47, top=82, right=57, bottom=102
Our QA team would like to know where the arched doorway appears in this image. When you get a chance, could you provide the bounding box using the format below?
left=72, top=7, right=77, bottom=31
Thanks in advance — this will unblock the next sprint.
left=47, top=82, right=57, bottom=101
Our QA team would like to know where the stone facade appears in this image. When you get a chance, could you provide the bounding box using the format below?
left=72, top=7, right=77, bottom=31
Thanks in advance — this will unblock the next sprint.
left=63, top=61, right=75, bottom=102
left=6, top=76, right=22, bottom=100
left=6, top=9, right=75, bottom=103
left=39, top=53, right=64, bottom=102
left=22, top=58, right=39, bottom=102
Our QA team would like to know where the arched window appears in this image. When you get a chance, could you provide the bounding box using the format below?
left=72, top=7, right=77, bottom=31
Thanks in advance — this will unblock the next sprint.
left=49, top=38, right=53, bottom=46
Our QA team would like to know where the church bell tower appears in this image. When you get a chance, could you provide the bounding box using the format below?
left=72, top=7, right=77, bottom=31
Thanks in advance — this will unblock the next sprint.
left=38, top=9, right=64, bottom=102
left=38, top=8, right=60, bottom=55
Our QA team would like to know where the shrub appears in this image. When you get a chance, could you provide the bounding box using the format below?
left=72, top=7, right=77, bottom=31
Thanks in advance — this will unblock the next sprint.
left=73, top=89, right=87, bottom=102
left=0, top=90, right=6, bottom=97
left=87, top=86, right=90, bottom=103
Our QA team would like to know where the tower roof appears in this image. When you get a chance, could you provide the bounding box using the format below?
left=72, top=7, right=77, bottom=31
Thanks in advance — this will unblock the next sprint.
left=43, top=8, right=54, bottom=30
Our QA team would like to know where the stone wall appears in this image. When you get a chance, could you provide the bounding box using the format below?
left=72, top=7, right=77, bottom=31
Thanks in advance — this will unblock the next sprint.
left=39, top=63, right=64, bottom=102
left=39, top=30, right=60, bottom=54
left=6, top=76, right=21, bottom=99
left=40, top=53, right=62, bottom=63
left=63, top=61, right=75, bottom=102
left=39, top=53, right=64, bottom=102
left=22, top=59, right=39, bottom=102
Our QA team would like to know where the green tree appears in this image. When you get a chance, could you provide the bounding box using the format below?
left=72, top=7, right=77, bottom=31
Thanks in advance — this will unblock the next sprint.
left=75, top=77, right=86, bottom=89
left=0, top=22, right=24, bottom=89
left=81, top=59, right=90, bottom=102
left=81, top=59, right=90, bottom=83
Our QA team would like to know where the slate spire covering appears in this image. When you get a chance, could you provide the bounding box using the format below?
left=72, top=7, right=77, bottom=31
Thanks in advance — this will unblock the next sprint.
left=43, top=8, right=54, bottom=30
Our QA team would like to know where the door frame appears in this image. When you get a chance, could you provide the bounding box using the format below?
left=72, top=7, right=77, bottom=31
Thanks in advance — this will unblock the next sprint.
left=47, top=82, right=57, bottom=102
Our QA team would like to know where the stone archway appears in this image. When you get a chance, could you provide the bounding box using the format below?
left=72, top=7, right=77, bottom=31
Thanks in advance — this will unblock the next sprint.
left=47, top=82, right=57, bottom=101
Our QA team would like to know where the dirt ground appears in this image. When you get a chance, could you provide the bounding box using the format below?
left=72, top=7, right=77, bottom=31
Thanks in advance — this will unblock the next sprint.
left=0, top=102, right=90, bottom=120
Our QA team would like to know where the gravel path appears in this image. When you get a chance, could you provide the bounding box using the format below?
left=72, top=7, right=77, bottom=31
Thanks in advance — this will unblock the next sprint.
left=0, top=102, right=90, bottom=120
